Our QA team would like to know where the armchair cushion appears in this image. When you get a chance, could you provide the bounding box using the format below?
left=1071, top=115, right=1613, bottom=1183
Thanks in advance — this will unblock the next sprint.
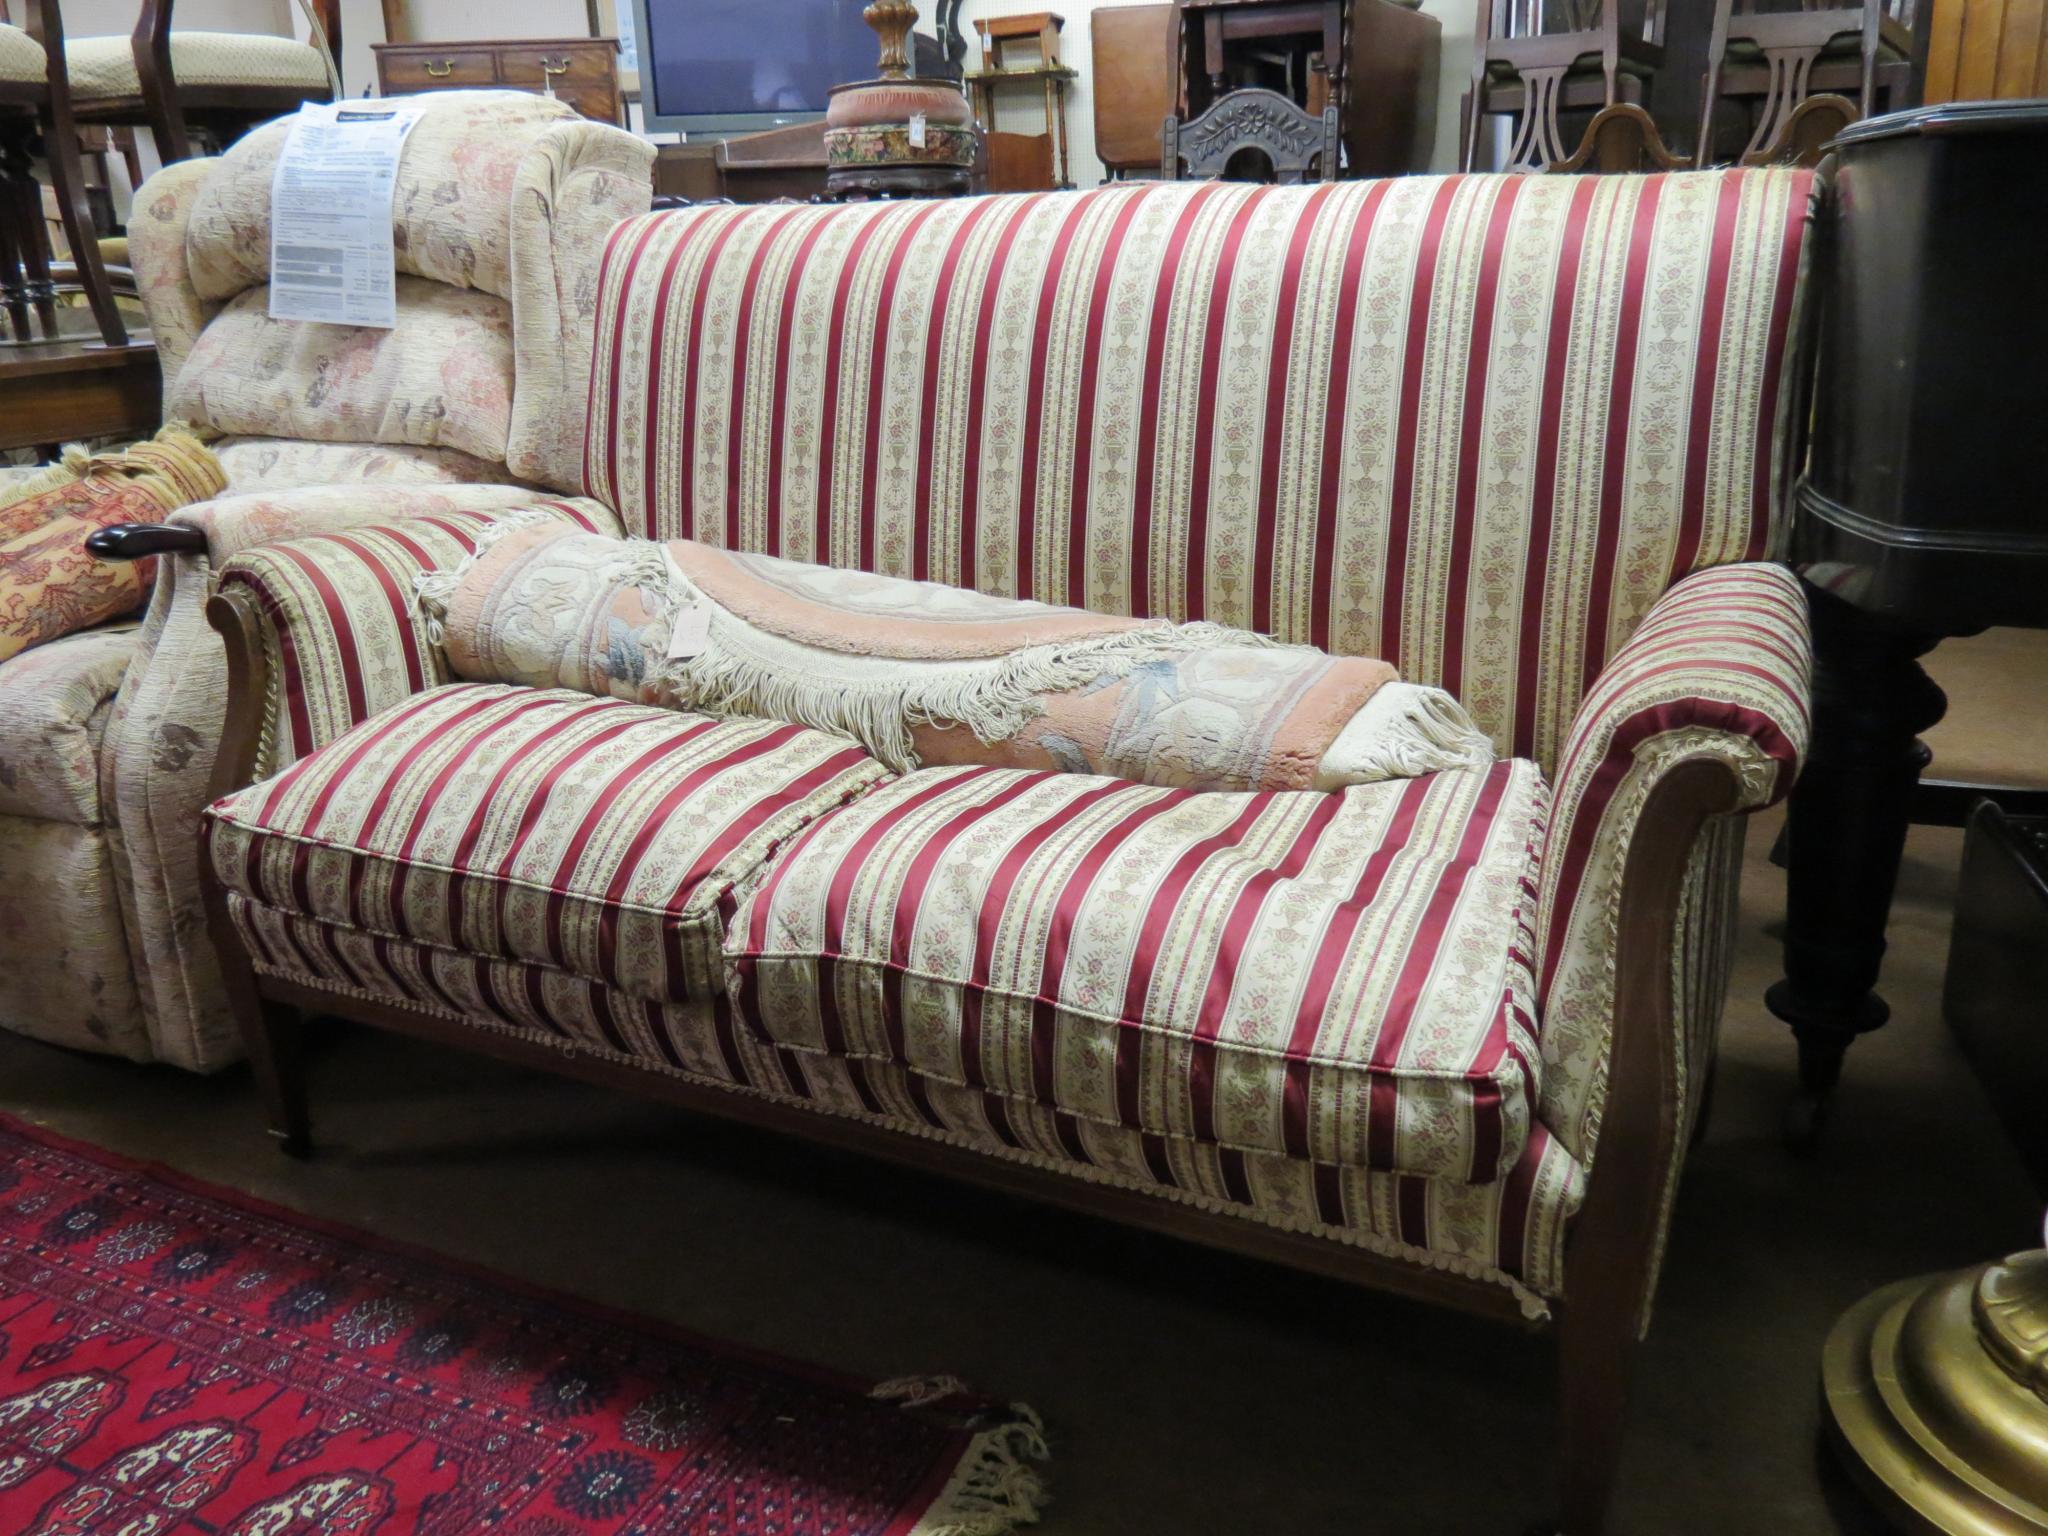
left=167, top=280, right=516, bottom=464
left=183, top=91, right=580, bottom=305
left=204, top=683, right=890, bottom=1005
left=727, top=757, right=1547, bottom=1182
left=1534, top=562, right=1810, bottom=1166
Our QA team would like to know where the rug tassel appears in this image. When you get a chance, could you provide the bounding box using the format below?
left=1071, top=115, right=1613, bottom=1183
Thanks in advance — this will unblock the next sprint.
left=1315, top=681, right=1496, bottom=787
left=871, top=1379, right=1051, bottom=1536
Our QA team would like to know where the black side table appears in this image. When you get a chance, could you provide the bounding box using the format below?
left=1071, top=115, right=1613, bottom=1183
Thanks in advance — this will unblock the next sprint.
left=1771, top=100, right=2048, bottom=1142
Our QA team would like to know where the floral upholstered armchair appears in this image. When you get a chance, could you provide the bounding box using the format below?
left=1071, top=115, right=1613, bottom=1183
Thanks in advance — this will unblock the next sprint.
left=0, top=90, right=650, bottom=1073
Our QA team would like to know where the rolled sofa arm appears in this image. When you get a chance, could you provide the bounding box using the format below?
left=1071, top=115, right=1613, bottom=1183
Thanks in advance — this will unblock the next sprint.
left=1536, top=562, right=1811, bottom=1169
left=1533, top=562, right=1809, bottom=1335
left=204, top=498, right=617, bottom=796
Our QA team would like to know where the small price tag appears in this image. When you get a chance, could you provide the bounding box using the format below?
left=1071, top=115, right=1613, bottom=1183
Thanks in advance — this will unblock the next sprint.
left=909, top=112, right=927, bottom=149
left=666, top=600, right=711, bottom=661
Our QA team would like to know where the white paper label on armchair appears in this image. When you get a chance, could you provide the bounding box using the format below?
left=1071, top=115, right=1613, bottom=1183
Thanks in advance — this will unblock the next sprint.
left=268, top=101, right=427, bottom=330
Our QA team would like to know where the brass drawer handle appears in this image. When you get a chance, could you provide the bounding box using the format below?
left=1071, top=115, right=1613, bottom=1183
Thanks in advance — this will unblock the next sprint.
left=424, top=58, right=454, bottom=77
left=540, top=55, right=571, bottom=75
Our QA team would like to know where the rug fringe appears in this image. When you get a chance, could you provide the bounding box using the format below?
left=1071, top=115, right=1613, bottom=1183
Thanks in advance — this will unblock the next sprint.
left=872, top=1378, right=1052, bottom=1536
left=1315, top=680, right=1496, bottom=786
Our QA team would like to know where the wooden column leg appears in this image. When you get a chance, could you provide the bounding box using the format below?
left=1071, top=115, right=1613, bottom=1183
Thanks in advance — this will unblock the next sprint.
left=213, top=912, right=315, bottom=1157
left=6, top=154, right=60, bottom=339
left=1766, top=579, right=1948, bottom=1145
left=0, top=128, right=36, bottom=340
left=246, top=998, right=314, bottom=1158
left=43, top=98, right=127, bottom=346
left=1553, top=1300, right=1636, bottom=1536
left=0, top=193, right=28, bottom=340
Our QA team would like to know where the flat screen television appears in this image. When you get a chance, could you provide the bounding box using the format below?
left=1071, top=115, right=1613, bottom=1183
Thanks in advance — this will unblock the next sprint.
left=628, top=0, right=951, bottom=138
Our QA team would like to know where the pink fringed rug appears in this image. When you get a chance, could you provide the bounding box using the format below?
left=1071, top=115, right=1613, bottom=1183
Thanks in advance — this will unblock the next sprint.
left=0, top=1113, right=1047, bottom=1534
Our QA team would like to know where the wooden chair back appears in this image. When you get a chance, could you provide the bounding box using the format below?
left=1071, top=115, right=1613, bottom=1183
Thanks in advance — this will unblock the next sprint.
left=1163, top=86, right=1339, bottom=182
left=1474, top=0, right=1666, bottom=49
left=129, top=0, right=341, bottom=162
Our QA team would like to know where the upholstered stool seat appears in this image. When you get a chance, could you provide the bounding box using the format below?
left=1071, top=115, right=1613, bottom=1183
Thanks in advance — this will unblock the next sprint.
left=0, top=23, right=45, bottom=83
left=64, top=31, right=327, bottom=101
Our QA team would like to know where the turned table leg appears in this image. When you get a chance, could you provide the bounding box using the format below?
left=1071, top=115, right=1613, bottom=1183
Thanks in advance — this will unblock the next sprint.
left=1767, top=580, right=1948, bottom=1145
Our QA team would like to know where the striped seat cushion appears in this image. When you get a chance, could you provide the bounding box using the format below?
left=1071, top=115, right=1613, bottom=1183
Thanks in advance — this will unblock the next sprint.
left=212, top=901, right=1584, bottom=1304
left=203, top=684, right=891, bottom=1004
left=726, top=759, right=1548, bottom=1183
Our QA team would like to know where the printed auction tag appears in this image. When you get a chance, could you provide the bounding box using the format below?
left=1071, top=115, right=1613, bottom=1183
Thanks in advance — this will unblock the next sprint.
left=909, top=112, right=927, bottom=149
left=268, top=101, right=427, bottom=329
left=667, top=600, right=712, bottom=661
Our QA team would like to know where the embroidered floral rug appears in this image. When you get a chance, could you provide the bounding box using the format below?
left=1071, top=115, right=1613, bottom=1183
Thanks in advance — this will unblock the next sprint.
left=0, top=1114, right=1047, bottom=1534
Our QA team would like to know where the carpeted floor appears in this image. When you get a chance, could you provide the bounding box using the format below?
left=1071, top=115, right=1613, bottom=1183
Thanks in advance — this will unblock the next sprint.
left=3, top=629, right=2044, bottom=1535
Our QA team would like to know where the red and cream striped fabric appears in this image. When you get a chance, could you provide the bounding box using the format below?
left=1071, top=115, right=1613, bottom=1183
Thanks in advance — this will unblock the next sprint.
left=726, top=759, right=1546, bottom=1184
left=584, top=170, right=1813, bottom=776
left=1535, top=562, right=1811, bottom=1165
left=204, top=683, right=890, bottom=1005
left=214, top=502, right=615, bottom=772
left=213, top=897, right=1584, bottom=1307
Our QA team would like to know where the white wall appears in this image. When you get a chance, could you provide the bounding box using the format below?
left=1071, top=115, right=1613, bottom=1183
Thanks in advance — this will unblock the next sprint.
left=951, top=0, right=1473, bottom=183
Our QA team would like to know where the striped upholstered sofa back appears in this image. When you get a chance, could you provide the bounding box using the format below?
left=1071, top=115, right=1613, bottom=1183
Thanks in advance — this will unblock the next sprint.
left=583, top=171, right=1813, bottom=774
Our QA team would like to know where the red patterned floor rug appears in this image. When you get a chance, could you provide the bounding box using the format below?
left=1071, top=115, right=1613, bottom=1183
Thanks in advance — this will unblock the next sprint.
left=0, top=1113, right=1048, bottom=1535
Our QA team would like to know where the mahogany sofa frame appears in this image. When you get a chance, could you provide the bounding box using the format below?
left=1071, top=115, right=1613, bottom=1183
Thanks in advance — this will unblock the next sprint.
left=201, top=575, right=1754, bottom=1536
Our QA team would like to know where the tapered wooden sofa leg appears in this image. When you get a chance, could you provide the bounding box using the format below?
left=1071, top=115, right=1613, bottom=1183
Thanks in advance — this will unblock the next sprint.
left=1553, top=1301, right=1635, bottom=1536
left=247, top=1000, right=313, bottom=1159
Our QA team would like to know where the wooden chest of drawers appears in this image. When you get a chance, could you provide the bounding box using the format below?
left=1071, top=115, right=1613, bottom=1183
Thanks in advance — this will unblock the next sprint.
left=373, top=37, right=622, bottom=126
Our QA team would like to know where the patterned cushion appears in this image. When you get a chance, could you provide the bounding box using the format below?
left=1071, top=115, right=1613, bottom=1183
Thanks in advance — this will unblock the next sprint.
left=586, top=171, right=1813, bottom=778
left=167, top=280, right=516, bottom=463
left=64, top=32, right=326, bottom=101
left=727, top=759, right=1547, bottom=1183
left=184, top=91, right=580, bottom=305
left=0, top=23, right=45, bottom=84
left=0, top=624, right=134, bottom=825
left=204, top=683, right=891, bottom=1005
left=0, top=433, right=226, bottom=665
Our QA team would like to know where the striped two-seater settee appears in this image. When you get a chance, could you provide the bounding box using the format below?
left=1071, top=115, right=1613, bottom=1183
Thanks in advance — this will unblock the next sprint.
left=196, top=171, right=1814, bottom=1533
